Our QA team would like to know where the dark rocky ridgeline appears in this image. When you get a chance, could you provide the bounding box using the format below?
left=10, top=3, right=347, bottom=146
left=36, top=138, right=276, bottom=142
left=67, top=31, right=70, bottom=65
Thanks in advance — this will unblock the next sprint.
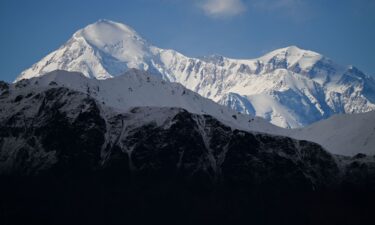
left=0, top=82, right=374, bottom=225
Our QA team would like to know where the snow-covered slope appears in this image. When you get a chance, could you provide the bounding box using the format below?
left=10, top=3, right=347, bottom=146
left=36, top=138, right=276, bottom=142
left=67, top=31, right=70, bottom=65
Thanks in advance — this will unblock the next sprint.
left=14, top=69, right=276, bottom=133
left=286, top=111, right=375, bottom=156
left=16, top=20, right=375, bottom=128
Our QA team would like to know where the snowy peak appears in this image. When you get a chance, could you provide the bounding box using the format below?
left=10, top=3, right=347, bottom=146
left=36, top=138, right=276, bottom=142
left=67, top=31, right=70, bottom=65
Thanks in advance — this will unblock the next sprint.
left=77, top=19, right=143, bottom=44
left=16, top=20, right=155, bottom=82
left=261, top=45, right=320, bottom=60
left=73, top=20, right=149, bottom=61
left=259, top=45, right=323, bottom=71
left=74, top=19, right=151, bottom=61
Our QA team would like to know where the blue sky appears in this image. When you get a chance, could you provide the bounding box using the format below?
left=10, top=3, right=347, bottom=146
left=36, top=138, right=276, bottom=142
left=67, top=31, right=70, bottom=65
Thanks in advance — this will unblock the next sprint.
left=0, top=0, right=374, bottom=82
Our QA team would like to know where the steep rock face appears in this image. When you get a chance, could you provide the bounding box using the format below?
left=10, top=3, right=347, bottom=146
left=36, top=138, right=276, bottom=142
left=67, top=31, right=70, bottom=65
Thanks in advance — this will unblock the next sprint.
left=16, top=20, right=375, bottom=128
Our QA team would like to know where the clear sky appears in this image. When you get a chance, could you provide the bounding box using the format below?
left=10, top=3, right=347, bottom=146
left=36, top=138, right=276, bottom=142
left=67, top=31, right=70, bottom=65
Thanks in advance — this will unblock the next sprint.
left=0, top=0, right=374, bottom=82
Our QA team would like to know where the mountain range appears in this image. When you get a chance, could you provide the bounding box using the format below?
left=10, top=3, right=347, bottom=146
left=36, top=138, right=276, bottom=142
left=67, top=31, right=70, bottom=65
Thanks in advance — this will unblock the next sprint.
left=17, top=19, right=375, bottom=128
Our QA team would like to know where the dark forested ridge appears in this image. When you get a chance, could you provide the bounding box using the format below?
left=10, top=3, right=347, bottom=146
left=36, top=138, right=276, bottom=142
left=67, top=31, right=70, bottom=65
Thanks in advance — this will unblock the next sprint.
left=1, top=82, right=375, bottom=225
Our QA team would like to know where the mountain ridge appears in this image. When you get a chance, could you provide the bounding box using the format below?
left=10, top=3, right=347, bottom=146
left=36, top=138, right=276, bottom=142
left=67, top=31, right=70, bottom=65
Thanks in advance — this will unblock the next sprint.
left=11, top=69, right=278, bottom=134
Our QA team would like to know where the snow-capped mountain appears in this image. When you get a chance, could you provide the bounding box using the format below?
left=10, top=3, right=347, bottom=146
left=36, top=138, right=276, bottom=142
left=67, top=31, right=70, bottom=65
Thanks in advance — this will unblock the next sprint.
left=16, top=19, right=375, bottom=128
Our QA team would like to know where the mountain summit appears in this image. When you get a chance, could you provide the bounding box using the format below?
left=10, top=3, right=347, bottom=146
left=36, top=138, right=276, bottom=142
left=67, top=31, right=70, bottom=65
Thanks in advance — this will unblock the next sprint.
left=16, top=20, right=375, bottom=128
left=18, top=20, right=154, bottom=80
left=75, top=19, right=151, bottom=63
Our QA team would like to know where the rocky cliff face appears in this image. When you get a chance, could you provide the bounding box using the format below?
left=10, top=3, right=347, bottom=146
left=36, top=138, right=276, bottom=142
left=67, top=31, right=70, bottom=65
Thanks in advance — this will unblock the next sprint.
left=1, top=80, right=375, bottom=225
